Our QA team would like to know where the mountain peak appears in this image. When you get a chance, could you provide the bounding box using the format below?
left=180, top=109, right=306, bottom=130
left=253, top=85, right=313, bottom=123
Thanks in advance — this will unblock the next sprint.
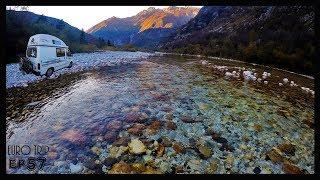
left=87, top=6, right=200, bottom=46
left=146, top=7, right=156, bottom=11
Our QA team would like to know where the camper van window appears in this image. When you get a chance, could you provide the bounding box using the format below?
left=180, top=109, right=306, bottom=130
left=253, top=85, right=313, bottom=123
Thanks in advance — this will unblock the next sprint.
left=27, top=47, right=37, bottom=58
left=52, top=40, right=61, bottom=45
left=67, top=49, right=72, bottom=57
left=56, top=48, right=65, bottom=57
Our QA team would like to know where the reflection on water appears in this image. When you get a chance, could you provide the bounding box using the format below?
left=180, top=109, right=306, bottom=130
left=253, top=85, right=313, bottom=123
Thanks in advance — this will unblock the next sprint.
left=6, top=55, right=314, bottom=174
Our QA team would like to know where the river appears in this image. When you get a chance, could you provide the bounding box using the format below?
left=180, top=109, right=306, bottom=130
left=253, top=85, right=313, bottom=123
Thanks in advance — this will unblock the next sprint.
left=6, top=53, right=314, bottom=174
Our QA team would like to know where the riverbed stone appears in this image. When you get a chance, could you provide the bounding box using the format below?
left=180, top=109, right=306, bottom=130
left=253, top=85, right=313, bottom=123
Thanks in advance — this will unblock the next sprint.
left=197, top=144, right=213, bottom=159
left=265, top=148, right=284, bottom=164
left=104, top=131, right=118, bottom=143
left=146, top=120, right=162, bottom=135
left=127, top=123, right=146, bottom=135
left=206, top=160, right=218, bottom=173
left=225, top=154, right=234, bottom=167
left=60, top=129, right=86, bottom=145
left=125, top=112, right=149, bottom=123
left=278, top=143, right=296, bottom=156
left=106, top=120, right=122, bottom=131
left=166, top=121, right=177, bottom=130
left=142, top=166, right=161, bottom=174
left=131, top=163, right=146, bottom=173
left=69, top=163, right=83, bottom=173
left=91, top=146, right=101, bottom=155
left=282, top=162, right=304, bottom=174
left=109, top=145, right=128, bottom=158
left=187, top=159, right=202, bottom=172
left=172, top=142, right=186, bottom=154
left=113, top=136, right=130, bottom=147
left=128, top=138, right=146, bottom=155
left=253, top=124, right=263, bottom=132
left=108, top=161, right=132, bottom=174
left=156, top=144, right=165, bottom=157
left=162, top=136, right=173, bottom=147
left=102, top=157, right=118, bottom=169
left=181, top=116, right=202, bottom=123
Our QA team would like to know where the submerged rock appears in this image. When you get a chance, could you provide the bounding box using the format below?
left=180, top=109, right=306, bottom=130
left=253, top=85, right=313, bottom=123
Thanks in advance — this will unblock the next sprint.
left=109, top=161, right=132, bottom=174
left=172, top=142, right=186, bottom=154
left=253, top=167, right=261, bottom=174
left=102, top=157, right=118, bottom=169
left=106, top=120, right=122, bottom=131
left=166, top=121, right=177, bottom=130
left=143, top=154, right=154, bottom=164
left=303, top=118, right=314, bottom=129
left=219, top=143, right=235, bottom=152
left=159, top=161, right=172, bottom=173
left=206, top=160, right=218, bottom=173
left=278, top=143, right=296, bottom=156
left=104, top=131, right=118, bottom=143
left=69, top=163, right=83, bottom=173
left=181, top=116, right=202, bottom=123
left=162, top=136, right=173, bottom=147
left=211, top=132, right=228, bottom=144
left=91, top=146, right=101, bottom=156
left=187, top=159, right=202, bottom=172
left=60, top=129, right=86, bottom=145
left=197, top=144, right=213, bottom=159
left=253, top=124, right=263, bottom=132
left=151, top=92, right=170, bottom=101
left=47, top=151, right=58, bottom=160
left=156, top=144, right=165, bottom=157
left=282, top=162, right=304, bottom=174
left=142, top=166, right=161, bottom=174
left=146, top=120, right=162, bottom=135
left=128, top=138, right=146, bottom=155
left=198, top=103, right=210, bottom=111
left=83, top=158, right=101, bottom=171
left=265, top=149, right=284, bottom=164
left=225, top=154, right=234, bottom=166
left=277, top=108, right=291, bottom=118
left=109, top=146, right=129, bottom=158
left=113, top=137, right=130, bottom=147
left=131, top=163, right=146, bottom=173
left=125, top=112, right=149, bottom=123
left=127, top=123, right=146, bottom=135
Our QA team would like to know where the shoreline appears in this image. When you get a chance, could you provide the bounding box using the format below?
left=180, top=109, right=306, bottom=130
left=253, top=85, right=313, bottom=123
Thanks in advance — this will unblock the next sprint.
left=6, top=51, right=314, bottom=89
left=6, top=50, right=154, bottom=89
left=157, top=52, right=314, bottom=80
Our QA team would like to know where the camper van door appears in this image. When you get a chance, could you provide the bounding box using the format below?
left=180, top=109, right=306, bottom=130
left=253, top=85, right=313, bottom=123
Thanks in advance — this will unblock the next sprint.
left=55, top=47, right=68, bottom=69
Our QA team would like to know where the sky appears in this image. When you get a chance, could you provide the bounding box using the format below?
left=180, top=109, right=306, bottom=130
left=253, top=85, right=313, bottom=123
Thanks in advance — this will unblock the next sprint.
left=7, top=6, right=202, bottom=31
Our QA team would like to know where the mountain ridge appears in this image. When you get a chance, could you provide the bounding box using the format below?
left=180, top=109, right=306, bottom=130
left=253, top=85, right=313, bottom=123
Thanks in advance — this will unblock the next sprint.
left=160, top=6, right=315, bottom=74
left=87, top=6, right=200, bottom=47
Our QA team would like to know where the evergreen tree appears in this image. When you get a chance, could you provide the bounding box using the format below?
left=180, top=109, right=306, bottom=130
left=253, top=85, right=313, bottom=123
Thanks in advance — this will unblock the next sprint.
left=248, top=29, right=258, bottom=43
left=79, top=28, right=86, bottom=44
left=97, top=37, right=106, bottom=48
left=36, top=14, right=47, bottom=24
left=56, top=19, right=65, bottom=30
left=107, top=40, right=111, bottom=46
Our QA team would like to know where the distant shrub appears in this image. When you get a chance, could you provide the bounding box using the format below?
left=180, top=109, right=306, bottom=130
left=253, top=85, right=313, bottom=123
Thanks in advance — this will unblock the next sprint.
left=121, top=44, right=138, bottom=52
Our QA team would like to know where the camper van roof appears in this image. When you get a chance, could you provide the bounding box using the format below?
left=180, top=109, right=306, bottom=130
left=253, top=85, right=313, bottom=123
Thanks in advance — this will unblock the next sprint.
left=27, top=34, right=68, bottom=48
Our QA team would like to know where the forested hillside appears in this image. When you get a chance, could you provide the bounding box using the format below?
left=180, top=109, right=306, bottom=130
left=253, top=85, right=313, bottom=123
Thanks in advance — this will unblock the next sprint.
left=161, top=6, right=315, bottom=75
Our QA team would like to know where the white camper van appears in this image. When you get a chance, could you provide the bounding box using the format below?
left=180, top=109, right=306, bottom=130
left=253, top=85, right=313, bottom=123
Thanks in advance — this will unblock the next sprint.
left=20, top=34, right=74, bottom=77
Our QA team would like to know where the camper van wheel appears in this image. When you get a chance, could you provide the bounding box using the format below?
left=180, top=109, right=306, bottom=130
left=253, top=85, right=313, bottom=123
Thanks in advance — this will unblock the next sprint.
left=68, top=61, right=73, bottom=68
left=46, top=68, right=54, bottom=77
